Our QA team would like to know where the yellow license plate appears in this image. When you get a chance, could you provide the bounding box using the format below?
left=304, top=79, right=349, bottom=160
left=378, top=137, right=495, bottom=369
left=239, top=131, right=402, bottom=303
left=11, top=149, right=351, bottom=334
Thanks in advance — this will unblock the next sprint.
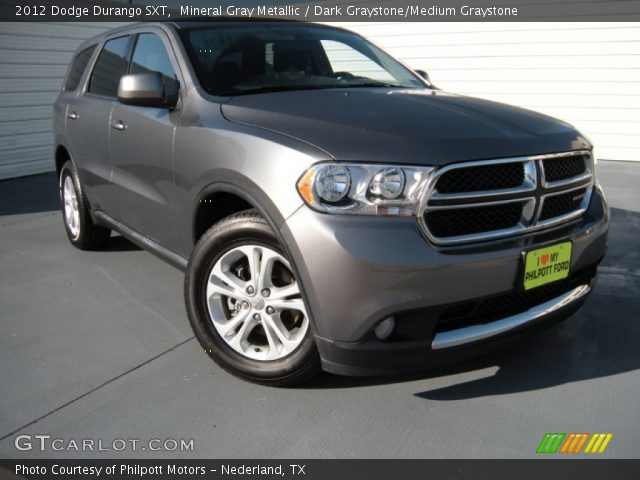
left=523, top=242, right=572, bottom=291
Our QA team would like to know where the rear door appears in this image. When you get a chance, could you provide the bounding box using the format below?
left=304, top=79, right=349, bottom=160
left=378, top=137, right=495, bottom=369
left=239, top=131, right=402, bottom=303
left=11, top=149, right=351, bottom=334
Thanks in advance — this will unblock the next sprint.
left=55, top=44, right=97, bottom=163
left=66, top=35, right=133, bottom=210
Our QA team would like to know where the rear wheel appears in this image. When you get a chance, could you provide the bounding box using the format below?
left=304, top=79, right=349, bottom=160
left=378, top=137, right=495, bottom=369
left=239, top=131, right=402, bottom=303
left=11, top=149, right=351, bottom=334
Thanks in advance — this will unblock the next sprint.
left=184, top=209, right=321, bottom=386
left=59, top=161, right=110, bottom=250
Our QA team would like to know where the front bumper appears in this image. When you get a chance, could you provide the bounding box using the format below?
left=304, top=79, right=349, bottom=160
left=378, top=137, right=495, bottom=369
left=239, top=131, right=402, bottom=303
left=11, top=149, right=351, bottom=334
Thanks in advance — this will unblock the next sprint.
left=280, top=185, right=609, bottom=376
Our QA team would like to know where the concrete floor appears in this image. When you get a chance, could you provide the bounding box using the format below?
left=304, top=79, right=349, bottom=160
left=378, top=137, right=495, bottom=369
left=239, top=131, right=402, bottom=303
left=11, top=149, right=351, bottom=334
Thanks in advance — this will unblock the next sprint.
left=0, top=161, right=638, bottom=459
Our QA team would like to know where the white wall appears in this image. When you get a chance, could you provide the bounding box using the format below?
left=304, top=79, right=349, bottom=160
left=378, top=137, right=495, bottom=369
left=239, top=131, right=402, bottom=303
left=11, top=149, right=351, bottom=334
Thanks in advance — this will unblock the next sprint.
left=0, top=22, right=122, bottom=179
left=1, top=21, right=638, bottom=179
left=336, top=22, right=640, bottom=161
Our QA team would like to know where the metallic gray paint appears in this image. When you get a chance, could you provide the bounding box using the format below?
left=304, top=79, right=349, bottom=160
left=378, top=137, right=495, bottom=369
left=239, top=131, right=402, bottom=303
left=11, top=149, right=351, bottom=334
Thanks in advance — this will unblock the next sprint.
left=222, top=89, right=591, bottom=165
left=118, top=72, right=177, bottom=108
left=53, top=21, right=609, bottom=375
left=280, top=188, right=608, bottom=342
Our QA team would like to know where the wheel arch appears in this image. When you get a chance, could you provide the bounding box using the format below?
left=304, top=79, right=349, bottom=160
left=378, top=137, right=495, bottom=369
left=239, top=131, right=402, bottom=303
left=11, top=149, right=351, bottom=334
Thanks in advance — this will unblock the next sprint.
left=191, top=181, right=287, bottom=248
left=190, top=181, right=317, bottom=335
left=55, top=144, right=72, bottom=179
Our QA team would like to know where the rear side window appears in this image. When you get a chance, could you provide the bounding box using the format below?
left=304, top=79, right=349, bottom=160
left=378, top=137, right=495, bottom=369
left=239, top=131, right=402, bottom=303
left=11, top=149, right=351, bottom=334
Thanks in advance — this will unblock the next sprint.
left=88, top=36, right=131, bottom=97
left=130, top=33, right=179, bottom=91
left=64, top=45, right=96, bottom=91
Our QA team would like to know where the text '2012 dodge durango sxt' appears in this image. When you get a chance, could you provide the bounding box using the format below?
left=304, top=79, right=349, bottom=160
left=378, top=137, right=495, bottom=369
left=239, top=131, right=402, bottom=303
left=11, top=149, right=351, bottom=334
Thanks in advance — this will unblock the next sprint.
left=53, top=20, right=609, bottom=386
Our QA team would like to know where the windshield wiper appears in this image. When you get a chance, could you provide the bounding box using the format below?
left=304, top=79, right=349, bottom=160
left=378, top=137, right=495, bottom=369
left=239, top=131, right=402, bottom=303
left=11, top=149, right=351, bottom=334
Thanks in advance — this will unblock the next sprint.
left=228, top=85, right=336, bottom=96
left=345, top=82, right=409, bottom=88
left=222, top=82, right=415, bottom=96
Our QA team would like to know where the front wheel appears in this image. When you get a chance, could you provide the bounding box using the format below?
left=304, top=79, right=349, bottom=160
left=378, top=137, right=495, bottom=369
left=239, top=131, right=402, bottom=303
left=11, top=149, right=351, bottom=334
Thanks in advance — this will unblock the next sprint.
left=184, top=210, right=321, bottom=386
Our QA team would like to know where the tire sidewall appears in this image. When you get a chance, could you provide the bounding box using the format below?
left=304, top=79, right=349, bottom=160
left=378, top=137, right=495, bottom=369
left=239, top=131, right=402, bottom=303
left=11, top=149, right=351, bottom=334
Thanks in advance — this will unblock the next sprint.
left=185, top=216, right=318, bottom=382
left=59, top=163, right=85, bottom=247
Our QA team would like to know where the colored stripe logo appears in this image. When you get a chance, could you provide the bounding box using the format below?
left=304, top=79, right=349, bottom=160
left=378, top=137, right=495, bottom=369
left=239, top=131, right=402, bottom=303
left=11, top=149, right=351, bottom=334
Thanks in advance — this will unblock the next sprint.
left=537, top=433, right=613, bottom=454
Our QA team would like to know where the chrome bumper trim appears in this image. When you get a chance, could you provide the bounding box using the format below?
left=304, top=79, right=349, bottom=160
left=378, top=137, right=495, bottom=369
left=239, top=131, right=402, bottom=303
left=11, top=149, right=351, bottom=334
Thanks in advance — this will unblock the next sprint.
left=431, top=284, right=591, bottom=349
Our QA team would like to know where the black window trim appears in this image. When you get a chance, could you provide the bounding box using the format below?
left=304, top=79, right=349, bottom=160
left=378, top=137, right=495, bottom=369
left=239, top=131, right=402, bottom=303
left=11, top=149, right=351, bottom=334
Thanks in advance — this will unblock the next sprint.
left=84, top=34, right=135, bottom=101
left=63, top=44, right=98, bottom=92
left=83, top=29, right=184, bottom=104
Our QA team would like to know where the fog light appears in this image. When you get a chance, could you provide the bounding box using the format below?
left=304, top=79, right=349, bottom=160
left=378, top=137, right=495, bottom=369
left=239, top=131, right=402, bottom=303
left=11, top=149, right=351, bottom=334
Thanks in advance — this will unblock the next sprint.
left=374, top=316, right=395, bottom=340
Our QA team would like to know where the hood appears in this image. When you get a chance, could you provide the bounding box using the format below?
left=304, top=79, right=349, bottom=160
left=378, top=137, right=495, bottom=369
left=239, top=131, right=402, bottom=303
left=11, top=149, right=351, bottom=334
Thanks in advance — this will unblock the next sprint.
left=221, top=88, right=590, bottom=166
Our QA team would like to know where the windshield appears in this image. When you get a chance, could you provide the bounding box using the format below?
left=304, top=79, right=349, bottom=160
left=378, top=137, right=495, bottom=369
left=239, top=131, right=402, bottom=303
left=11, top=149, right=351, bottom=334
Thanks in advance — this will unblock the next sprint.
left=180, top=23, right=424, bottom=96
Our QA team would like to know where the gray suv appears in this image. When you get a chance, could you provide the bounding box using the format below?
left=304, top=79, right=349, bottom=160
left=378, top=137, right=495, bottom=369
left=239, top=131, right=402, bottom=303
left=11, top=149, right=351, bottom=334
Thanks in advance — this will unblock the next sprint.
left=54, top=21, right=609, bottom=386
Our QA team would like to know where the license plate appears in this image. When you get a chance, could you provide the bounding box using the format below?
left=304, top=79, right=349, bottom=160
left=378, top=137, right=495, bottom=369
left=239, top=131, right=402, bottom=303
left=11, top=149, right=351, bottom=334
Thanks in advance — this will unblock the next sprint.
left=523, top=241, right=572, bottom=291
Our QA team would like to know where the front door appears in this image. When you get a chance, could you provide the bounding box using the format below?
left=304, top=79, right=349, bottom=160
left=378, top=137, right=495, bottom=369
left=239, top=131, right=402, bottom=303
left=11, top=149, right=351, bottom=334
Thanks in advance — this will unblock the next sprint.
left=108, top=32, right=181, bottom=251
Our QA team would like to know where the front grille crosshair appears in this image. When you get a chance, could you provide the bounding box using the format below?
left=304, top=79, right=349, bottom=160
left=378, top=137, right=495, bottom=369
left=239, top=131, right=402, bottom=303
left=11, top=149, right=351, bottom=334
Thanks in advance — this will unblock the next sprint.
left=539, top=188, right=588, bottom=221
left=425, top=202, right=524, bottom=238
left=436, top=162, right=525, bottom=194
left=543, top=155, right=587, bottom=183
left=419, top=151, right=594, bottom=245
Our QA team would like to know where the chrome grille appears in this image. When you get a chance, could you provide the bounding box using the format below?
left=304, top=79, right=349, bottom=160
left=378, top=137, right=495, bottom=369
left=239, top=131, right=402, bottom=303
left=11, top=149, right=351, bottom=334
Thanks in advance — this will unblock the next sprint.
left=425, top=201, right=527, bottom=238
left=539, top=187, right=588, bottom=221
left=419, top=151, right=594, bottom=245
left=543, top=155, right=587, bottom=183
left=436, top=162, right=525, bottom=193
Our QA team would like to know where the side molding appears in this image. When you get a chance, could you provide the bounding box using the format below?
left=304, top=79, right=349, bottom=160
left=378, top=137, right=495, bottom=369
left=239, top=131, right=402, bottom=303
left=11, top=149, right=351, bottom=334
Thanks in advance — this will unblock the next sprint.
left=94, top=211, right=188, bottom=271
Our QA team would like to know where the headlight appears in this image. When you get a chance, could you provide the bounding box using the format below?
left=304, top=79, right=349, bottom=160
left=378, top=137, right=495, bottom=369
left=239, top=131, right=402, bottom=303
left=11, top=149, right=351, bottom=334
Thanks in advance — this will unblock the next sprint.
left=316, top=165, right=351, bottom=203
left=297, top=163, right=433, bottom=216
left=369, top=167, right=405, bottom=200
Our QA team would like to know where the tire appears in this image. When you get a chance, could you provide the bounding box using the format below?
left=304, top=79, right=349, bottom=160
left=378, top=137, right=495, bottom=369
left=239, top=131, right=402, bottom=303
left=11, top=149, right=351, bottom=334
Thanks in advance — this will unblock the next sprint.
left=184, top=209, right=321, bottom=386
left=59, top=160, right=110, bottom=250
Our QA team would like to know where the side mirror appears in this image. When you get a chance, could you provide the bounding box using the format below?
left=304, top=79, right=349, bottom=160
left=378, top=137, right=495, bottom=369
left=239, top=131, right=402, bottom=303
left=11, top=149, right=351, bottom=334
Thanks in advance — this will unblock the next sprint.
left=118, top=72, right=178, bottom=108
left=415, top=69, right=435, bottom=88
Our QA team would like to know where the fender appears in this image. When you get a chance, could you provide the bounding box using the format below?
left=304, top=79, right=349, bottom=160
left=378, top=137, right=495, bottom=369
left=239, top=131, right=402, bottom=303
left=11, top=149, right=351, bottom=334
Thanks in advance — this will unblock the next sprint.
left=55, top=142, right=108, bottom=228
left=191, top=178, right=288, bottom=246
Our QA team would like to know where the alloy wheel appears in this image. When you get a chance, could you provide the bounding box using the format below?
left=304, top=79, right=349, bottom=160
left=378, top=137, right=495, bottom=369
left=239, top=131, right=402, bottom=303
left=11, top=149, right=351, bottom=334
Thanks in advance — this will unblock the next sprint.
left=206, top=245, right=309, bottom=361
left=63, top=176, right=80, bottom=239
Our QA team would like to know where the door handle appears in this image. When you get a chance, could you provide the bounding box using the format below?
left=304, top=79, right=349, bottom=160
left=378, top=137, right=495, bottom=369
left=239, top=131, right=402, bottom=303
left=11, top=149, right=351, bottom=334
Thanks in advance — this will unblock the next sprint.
left=110, top=120, right=126, bottom=131
left=67, top=112, right=79, bottom=120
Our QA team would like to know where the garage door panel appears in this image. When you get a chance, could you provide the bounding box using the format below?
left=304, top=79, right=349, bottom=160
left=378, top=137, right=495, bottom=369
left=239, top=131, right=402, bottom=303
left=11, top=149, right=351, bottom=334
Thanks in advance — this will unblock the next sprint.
left=0, top=34, right=82, bottom=52
left=0, top=78, right=63, bottom=93
left=0, top=22, right=124, bottom=178
left=401, top=55, right=638, bottom=70
left=446, top=82, right=640, bottom=96
left=530, top=106, right=640, bottom=123
left=0, top=64, right=68, bottom=79
left=374, top=28, right=640, bottom=48
left=0, top=132, right=52, bottom=152
left=0, top=105, right=53, bottom=122
left=390, top=42, right=640, bottom=59
left=596, top=146, right=640, bottom=160
left=0, top=49, right=74, bottom=65
left=572, top=120, right=640, bottom=136
left=430, top=69, right=640, bottom=83
left=473, top=93, right=640, bottom=109
left=0, top=22, right=115, bottom=40
left=0, top=119, right=52, bottom=137
left=0, top=146, right=53, bottom=179
left=343, top=21, right=640, bottom=36
left=0, top=92, right=59, bottom=108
